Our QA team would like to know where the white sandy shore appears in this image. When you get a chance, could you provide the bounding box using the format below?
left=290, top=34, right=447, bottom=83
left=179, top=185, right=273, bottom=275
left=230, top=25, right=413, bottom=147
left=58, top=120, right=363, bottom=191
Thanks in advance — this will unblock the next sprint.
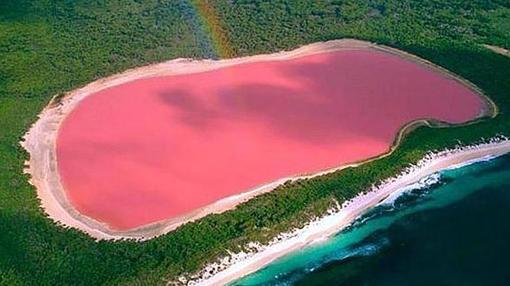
left=182, top=137, right=510, bottom=286
left=21, top=38, right=496, bottom=240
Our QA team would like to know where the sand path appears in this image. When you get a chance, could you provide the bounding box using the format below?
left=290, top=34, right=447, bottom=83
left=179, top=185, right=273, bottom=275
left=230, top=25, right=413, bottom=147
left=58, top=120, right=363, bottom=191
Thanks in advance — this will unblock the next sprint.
left=484, top=44, right=510, bottom=57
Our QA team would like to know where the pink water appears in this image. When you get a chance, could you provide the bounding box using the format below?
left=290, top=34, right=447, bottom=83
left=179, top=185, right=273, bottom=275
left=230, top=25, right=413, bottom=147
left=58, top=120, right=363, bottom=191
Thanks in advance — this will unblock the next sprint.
left=57, top=50, right=484, bottom=230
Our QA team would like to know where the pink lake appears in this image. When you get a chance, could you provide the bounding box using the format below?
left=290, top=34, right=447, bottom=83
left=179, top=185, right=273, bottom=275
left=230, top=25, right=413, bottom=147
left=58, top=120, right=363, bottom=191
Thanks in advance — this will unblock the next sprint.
left=57, top=49, right=485, bottom=230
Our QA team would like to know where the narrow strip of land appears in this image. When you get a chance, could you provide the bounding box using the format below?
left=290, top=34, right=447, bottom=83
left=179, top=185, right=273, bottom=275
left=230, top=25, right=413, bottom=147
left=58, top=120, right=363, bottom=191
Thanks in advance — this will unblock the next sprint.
left=191, top=139, right=510, bottom=286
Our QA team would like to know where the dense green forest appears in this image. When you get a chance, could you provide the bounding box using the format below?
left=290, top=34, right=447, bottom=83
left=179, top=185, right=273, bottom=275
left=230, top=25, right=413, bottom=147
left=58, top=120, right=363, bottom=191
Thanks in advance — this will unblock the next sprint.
left=1, top=0, right=509, bottom=285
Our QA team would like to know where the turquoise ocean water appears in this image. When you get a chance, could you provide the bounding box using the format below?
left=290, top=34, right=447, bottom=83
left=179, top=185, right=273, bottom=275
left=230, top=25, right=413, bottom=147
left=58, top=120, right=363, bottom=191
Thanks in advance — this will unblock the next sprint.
left=232, top=153, right=510, bottom=286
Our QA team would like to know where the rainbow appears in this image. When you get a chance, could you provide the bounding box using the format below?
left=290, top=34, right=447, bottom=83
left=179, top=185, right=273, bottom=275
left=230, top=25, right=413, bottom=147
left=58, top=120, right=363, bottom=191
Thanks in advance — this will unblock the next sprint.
left=190, top=0, right=234, bottom=58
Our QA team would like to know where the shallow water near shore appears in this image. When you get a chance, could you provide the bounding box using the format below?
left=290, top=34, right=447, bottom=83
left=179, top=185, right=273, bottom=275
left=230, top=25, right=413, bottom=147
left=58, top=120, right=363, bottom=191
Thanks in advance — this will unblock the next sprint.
left=232, top=153, right=510, bottom=286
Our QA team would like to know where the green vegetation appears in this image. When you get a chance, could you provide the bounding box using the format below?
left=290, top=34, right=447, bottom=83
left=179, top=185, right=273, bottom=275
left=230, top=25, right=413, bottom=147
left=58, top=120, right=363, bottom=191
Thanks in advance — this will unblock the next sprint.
left=1, top=0, right=509, bottom=285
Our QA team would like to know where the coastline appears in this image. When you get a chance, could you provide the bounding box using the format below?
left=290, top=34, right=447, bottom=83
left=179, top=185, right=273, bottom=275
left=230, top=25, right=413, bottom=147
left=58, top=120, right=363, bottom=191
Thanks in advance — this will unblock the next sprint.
left=21, top=39, right=495, bottom=240
left=184, top=137, right=510, bottom=286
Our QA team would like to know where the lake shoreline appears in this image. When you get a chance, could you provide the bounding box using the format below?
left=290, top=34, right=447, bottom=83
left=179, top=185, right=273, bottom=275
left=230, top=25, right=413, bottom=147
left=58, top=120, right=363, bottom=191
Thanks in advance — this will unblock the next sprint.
left=20, top=39, right=494, bottom=240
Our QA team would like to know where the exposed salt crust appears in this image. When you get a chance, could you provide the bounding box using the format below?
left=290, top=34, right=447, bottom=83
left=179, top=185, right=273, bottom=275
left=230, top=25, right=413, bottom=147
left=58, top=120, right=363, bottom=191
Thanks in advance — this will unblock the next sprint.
left=173, top=136, right=510, bottom=286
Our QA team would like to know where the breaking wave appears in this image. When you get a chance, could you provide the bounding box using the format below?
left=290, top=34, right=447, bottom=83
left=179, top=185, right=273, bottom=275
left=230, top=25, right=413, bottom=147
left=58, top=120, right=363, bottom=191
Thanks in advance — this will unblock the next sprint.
left=378, top=173, right=443, bottom=207
left=444, top=154, right=497, bottom=171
